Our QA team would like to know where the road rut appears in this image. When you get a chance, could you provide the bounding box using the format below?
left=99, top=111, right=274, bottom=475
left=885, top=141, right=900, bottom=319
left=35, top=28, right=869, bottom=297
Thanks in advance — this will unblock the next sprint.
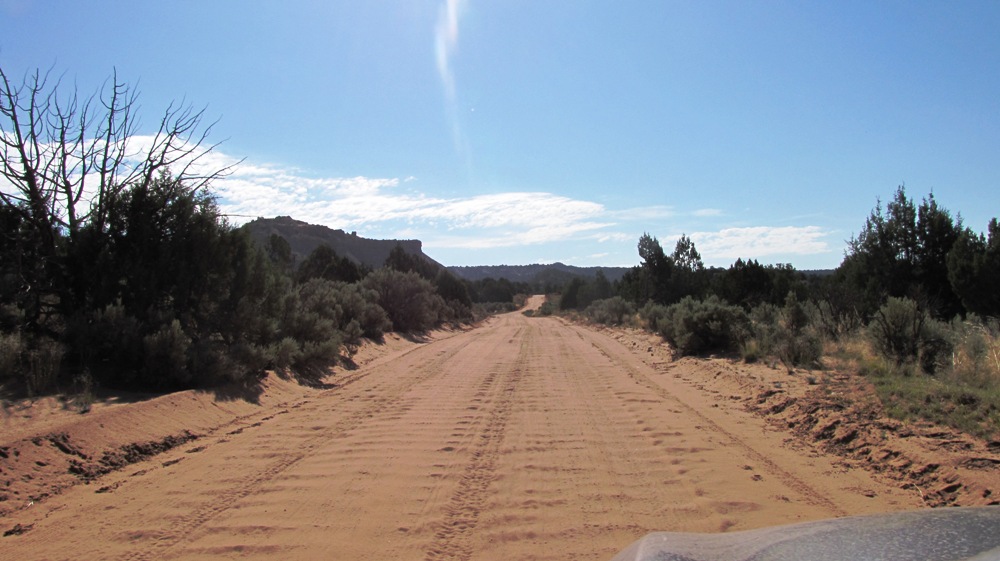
left=0, top=310, right=919, bottom=560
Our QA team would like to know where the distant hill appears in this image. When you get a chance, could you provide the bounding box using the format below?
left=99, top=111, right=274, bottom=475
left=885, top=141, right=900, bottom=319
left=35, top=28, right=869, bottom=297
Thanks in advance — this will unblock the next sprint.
left=802, top=269, right=836, bottom=277
left=449, top=263, right=631, bottom=284
left=242, top=216, right=443, bottom=270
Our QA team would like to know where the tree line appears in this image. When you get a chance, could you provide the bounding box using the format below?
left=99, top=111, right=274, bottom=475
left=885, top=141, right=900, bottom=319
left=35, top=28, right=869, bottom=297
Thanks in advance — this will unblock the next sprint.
left=559, top=187, right=998, bottom=320
left=550, top=187, right=999, bottom=438
left=555, top=186, right=998, bottom=368
left=0, top=66, right=521, bottom=397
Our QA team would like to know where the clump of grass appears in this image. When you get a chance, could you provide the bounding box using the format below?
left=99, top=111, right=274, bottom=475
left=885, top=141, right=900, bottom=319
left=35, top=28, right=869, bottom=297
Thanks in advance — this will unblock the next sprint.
left=71, top=369, right=95, bottom=414
left=25, top=339, right=64, bottom=398
left=0, top=331, right=24, bottom=382
left=865, top=362, right=1000, bottom=440
left=855, top=317, right=1000, bottom=440
left=740, top=338, right=762, bottom=364
left=823, top=317, right=999, bottom=441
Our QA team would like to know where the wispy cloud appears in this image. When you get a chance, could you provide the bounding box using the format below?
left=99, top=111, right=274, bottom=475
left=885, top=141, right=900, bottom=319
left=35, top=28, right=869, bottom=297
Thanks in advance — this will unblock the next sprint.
left=434, top=0, right=465, bottom=103
left=610, top=205, right=675, bottom=220
left=435, top=0, right=469, bottom=162
left=690, top=226, right=830, bottom=259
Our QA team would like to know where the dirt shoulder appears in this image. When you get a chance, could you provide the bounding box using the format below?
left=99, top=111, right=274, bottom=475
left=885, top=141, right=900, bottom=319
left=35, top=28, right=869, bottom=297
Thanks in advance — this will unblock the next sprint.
left=0, top=330, right=442, bottom=519
left=590, top=323, right=1000, bottom=509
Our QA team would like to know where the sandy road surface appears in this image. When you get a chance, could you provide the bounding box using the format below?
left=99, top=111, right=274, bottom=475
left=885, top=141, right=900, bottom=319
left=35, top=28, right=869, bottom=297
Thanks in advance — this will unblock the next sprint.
left=2, top=308, right=920, bottom=560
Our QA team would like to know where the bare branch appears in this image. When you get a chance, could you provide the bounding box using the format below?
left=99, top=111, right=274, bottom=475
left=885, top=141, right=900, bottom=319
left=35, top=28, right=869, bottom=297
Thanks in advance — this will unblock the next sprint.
left=2, top=63, right=231, bottom=238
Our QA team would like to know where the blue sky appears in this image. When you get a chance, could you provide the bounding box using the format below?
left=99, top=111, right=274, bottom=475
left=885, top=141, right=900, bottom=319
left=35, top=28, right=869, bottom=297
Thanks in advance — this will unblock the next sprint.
left=2, top=1, right=998, bottom=269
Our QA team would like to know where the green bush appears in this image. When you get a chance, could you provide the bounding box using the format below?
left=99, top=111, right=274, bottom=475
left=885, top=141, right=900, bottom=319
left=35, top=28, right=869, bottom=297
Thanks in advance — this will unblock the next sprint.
left=309, top=280, right=390, bottom=342
left=657, top=296, right=749, bottom=356
left=584, top=297, right=635, bottom=326
left=294, top=337, right=343, bottom=370
left=279, top=279, right=346, bottom=367
left=777, top=332, right=823, bottom=370
left=67, top=303, right=143, bottom=385
left=0, top=330, right=24, bottom=383
left=745, top=295, right=824, bottom=369
left=143, top=320, right=192, bottom=388
left=917, top=317, right=953, bottom=375
left=271, top=337, right=302, bottom=369
left=639, top=301, right=669, bottom=332
left=868, top=297, right=923, bottom=364
left=362, top=269, right=443, bottom=333
left=868, top=297, right=952, bottom=374
left=536, top=300, right=557, bottom=316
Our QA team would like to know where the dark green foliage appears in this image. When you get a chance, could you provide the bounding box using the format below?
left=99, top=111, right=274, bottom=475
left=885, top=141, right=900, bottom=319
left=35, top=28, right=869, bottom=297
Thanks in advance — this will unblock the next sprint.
left=382, top=246, right=474, bottom=322
left=363, top=269, right=443, bottom=333
left=592, top=270, right=614, bottom=301
left=713, top=258, right=771, bottom=308
left=636, top=233, right=674, bottom=303
left=917, top=194, right=963, bottom=316
left=266, top=234, right=295, bottom=271
left=840, top=187, right=967, bottom=319
left=669, top=234, right=707, bottom=301
left=559, top=277, right=585, bottom=310
left=656, top=296, right=749, bottom=356
left=711, top=259, right=807, bottom=310
left=385, top=244, right=440, bottom=280
left=297, top=244, right=363, bottom=284
left=434, top=268, right=472, bottom=308
left=66, top=302, right=143, bottom=385
left=672, top=234, right=703, bottom=273
left=143, top=320, right=193, bottom=387
left=467, top=277, right=530, bottom=304
left=558, top=269, right=617, bottom=311
left=56, top=175, right=281, bottom=389
left=617, top=234, right=714, bottom=306
left=0, top=64, right=478, bottom=396
left=947, top=219, right=1000, bottom=318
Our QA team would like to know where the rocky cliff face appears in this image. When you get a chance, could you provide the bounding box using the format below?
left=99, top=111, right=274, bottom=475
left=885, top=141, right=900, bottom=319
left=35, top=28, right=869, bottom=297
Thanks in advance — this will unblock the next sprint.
left=242, top=216, right=441, bottom=270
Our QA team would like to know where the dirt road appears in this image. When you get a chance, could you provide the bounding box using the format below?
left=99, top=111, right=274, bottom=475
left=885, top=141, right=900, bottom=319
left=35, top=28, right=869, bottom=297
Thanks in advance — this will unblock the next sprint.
left=1, top=307, right=920, bottom=560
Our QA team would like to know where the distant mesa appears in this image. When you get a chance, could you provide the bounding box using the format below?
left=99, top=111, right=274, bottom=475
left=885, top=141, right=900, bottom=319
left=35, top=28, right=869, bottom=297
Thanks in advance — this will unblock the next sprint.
left=243, top=216, right=633, bottom=283
left=243, top=216, right=442, bottom=270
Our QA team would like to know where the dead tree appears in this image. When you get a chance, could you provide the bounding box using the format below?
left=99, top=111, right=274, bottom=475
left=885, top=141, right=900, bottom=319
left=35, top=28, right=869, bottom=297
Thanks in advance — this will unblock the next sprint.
left=0, top=64, right=235, bottom=330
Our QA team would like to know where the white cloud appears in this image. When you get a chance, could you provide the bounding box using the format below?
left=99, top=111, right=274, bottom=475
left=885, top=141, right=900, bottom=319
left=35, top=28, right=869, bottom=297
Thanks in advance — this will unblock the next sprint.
left=690, top=226, right=830, bottom=259
left=213, top=156, right=613, bottom=249
left=596, top=232, right=632, bottom=243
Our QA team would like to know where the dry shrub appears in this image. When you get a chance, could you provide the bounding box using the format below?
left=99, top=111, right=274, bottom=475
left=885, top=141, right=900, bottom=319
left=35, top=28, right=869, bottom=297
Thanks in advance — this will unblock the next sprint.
left=26, top=339, right=64, bottom=397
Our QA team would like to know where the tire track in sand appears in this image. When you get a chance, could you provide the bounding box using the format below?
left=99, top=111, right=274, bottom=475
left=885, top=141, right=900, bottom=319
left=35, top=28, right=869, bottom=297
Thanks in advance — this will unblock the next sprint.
left=424, top=324, right=531, bottom=561
left=571, top=325, right=847, bottom=517
left=118, top=333, right=479, bottom=561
